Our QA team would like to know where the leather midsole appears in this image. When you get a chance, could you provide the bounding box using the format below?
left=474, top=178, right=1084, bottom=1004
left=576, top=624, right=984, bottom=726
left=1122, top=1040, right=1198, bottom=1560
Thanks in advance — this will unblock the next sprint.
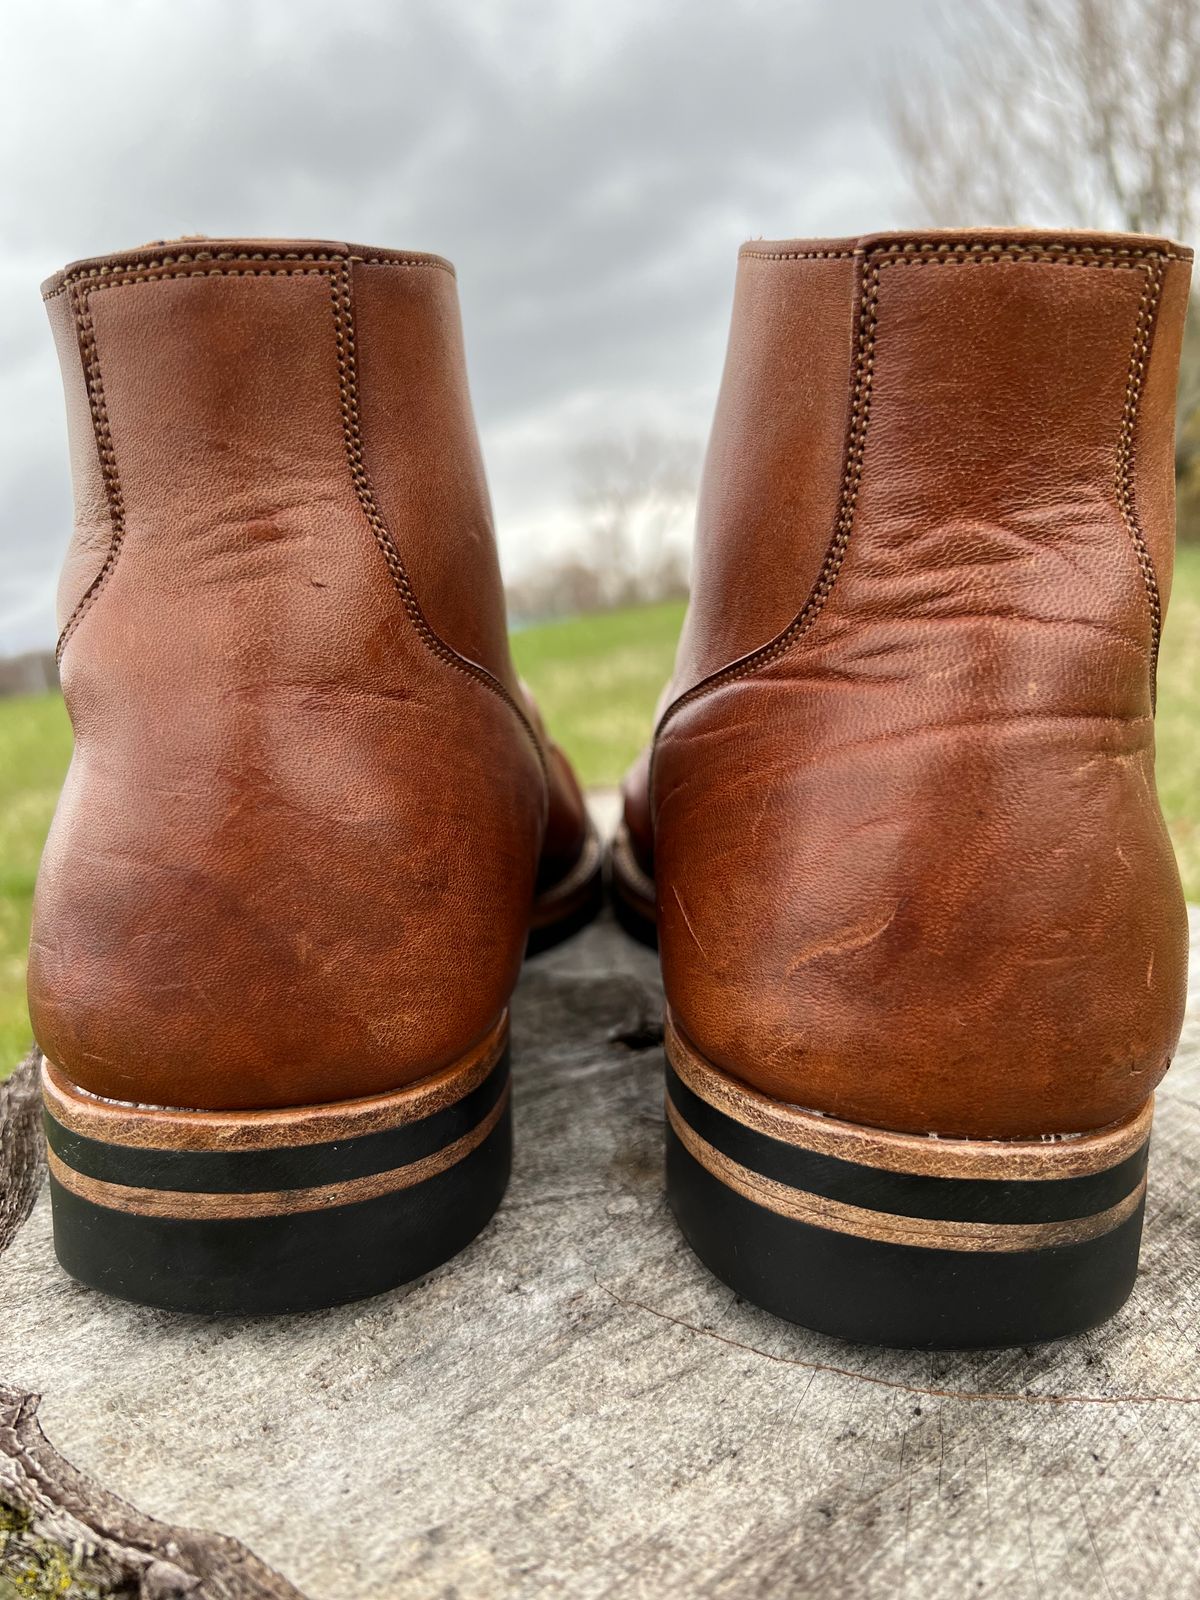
left=609, top=821, right=656, bottom=918
left=41, top=1011, right=509, bottom=1149
left=665, top=1011, right=1154, bottom=1181
left=43, top=1023, right=511, bottom=1221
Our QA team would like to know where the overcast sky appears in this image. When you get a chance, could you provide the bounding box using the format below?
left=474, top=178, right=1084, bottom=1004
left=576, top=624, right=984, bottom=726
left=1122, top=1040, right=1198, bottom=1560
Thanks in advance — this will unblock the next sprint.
left=0, top=0, right=940, bottom=655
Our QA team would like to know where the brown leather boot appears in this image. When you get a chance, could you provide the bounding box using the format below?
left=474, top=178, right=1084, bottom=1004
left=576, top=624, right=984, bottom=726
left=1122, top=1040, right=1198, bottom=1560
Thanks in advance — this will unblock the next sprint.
left=33, top=237, right=601, bottom=1313
left=613, top=229, right=1193, bottom=1347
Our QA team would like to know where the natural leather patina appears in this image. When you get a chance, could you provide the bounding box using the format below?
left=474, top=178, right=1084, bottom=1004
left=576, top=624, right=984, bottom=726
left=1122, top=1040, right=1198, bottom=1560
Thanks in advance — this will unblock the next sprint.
left=621, top=229, right=1192, bottom=1140
left=31, top=238, right=594, bottom=1112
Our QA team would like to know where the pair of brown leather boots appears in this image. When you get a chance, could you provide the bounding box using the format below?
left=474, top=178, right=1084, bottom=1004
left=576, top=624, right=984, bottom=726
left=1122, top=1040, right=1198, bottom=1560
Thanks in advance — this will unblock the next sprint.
left=32, top=230, right=1191, bottom=1348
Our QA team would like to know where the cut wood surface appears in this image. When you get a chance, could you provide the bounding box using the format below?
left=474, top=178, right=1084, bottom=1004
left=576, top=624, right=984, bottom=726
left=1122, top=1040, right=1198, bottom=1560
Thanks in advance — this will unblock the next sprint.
left=2, top=901, right=1198, bottom=1600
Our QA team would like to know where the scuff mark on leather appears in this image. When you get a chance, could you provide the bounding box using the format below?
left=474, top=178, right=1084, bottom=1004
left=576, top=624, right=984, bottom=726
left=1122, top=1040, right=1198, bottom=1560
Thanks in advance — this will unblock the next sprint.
left=786, top=903, right=902, bottom=972
left=671, top=886, right=710, bottom=961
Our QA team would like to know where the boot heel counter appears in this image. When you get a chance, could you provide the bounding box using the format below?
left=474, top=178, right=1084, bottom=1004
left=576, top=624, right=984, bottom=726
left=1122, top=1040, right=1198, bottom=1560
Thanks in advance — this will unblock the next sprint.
left=28, top=657, right=543, bottom=1112
left=32, top=243, right=547, bottom=1113
left=654, top=677, right=1188, bottom=1140
left=653, top=235, right=1192, bottom=1141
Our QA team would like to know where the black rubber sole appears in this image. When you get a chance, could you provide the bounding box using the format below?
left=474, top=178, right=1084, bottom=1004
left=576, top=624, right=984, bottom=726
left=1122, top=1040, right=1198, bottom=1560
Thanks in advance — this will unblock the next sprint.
left=49, top=1112, right=511, bottom=1315
left=664, top=1036, right=1153, bottom=1349
left=607, top=831, right=658, bottom=950
left=668, top=1127, right=1144, bottom=1349
left=526, top=825, right=606, bottom=957
left=526, top=867, right=605, bottom=956
left=610, top=874, right=658, bottom=950
left=43, top=1037, right=512, bottom=1315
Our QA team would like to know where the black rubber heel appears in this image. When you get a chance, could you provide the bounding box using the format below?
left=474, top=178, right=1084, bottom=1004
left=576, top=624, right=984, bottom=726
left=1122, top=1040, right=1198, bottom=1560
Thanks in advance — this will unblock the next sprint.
left=42, top=1027, right=512, bottom=1315
left=664, top=1020, right=1153, bottom=1350
left=607, top=823, right=659, bottom=949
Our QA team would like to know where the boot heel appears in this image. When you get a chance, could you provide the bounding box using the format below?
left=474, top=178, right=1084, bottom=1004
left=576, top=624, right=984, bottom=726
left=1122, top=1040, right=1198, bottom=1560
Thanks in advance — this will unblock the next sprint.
left=42, top=1019, right=512, bottom=1314
left=664, top=1017, right=1152, bottom=1349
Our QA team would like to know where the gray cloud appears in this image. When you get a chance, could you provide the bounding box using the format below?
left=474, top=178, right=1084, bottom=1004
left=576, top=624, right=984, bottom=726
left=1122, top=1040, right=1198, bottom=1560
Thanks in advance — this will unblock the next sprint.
left=0, top=0, right=936, bottom=652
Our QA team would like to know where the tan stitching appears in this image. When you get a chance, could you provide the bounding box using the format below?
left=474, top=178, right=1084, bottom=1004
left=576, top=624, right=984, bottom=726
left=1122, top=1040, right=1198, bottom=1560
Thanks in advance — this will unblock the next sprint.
left=325, top=259, right=547, bottom=778
left=874, top=240, right=1184, bottom=266
left=52, top=257, right=545, bottom=781
left=46, top=240, right=1178, bottom=297
left=655, top=253, right=880, bottom=740
left=740, top=240, right=1187, bottom=266
left=654, top=242, right=1175, bottom=745
left=42, top=251, right=338, bottom=300
left=354, top=257, right=456, bottom=273
left=69, top=264, right=342, bottom=295
left=1116, top=259, right=1166, bottom=690
left=42, top=249, right=452, bottom=300
left=55, top=285, right=127, bottom=660
left=740, top=249, right=858, bottom=262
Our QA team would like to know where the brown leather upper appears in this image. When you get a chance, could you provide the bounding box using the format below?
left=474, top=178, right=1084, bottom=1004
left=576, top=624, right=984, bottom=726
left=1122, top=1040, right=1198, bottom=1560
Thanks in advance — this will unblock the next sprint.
left=627, top=229, right=1192, bottom=1139
left=30, top=238, right=587, bottom=1111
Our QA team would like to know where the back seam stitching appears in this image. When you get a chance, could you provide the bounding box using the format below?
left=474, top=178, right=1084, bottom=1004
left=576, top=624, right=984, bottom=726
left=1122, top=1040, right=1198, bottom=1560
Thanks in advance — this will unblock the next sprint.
left=52, top=260, right=547, bottom=784
left=55, top=283, right=127, bottom=660
left=42, top=250, right=453, bottom=300
left=653, top=253, right=879, bottom=743
left=653, top=246, right=1174, bottom=747
left=326, top=261, right=548, bottom=780
left=1116, top=259, right=1167, bottom=693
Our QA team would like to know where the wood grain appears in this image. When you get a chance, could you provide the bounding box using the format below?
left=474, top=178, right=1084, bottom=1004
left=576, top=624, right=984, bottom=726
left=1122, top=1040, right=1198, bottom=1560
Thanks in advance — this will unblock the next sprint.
left=0, top=1383, right=303, bottom=1599
left=0, top=1049, right=42, bottom=1253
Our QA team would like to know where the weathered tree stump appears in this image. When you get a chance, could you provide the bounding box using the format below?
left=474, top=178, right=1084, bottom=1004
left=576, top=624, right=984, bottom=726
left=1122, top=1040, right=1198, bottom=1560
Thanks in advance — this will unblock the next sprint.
left=2, top=908, right=1198, bottom=1600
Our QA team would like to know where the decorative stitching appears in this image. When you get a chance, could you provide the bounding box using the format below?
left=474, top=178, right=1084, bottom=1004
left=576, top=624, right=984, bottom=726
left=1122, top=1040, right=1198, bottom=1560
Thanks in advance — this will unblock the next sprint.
left=876, top=247, right=1179, bottom=269
left=655, top=253, right=881, bottom=739
left=41, top=248, right=453, bottom=301
left=55, top=284, right=127, bottom=661
left=741, top=240, right=1188, bottom=266
left=325, top=259, right=546, bottom=777
left=52, top=256, right=544, bottom=781
left=740, top=249, right=858, bottom=262
left=1116, top=257, right=1166, bottom=689
left=356, top=259, right=451, bottom=271
left=654, top=242, right=1175, bottom=745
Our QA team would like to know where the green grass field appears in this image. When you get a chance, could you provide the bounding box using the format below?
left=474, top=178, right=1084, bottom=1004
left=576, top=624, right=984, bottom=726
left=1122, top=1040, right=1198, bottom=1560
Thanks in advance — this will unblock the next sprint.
left=1151, top=545, right=1200, bottom=902
left=2, top=555, right=1198, bottom=1069
left=0, top=690, right=74, bottom=1068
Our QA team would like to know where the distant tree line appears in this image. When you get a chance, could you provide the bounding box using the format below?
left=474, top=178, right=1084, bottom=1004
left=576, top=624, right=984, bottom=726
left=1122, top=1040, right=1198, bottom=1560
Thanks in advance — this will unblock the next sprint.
left=0, top=651, right=58, bottom=698
left=515, top=3, right=1200, bottom=630
left=505, top=429, right=700, bottom=622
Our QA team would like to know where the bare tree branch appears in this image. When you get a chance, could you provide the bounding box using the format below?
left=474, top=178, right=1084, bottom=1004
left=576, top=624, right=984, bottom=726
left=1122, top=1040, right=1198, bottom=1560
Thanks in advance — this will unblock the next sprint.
left=890, top=0, right=1200, bottom=235
left=570, top=430, right=699, bottom=610
left=888, top=0, right=1200, bottom=540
